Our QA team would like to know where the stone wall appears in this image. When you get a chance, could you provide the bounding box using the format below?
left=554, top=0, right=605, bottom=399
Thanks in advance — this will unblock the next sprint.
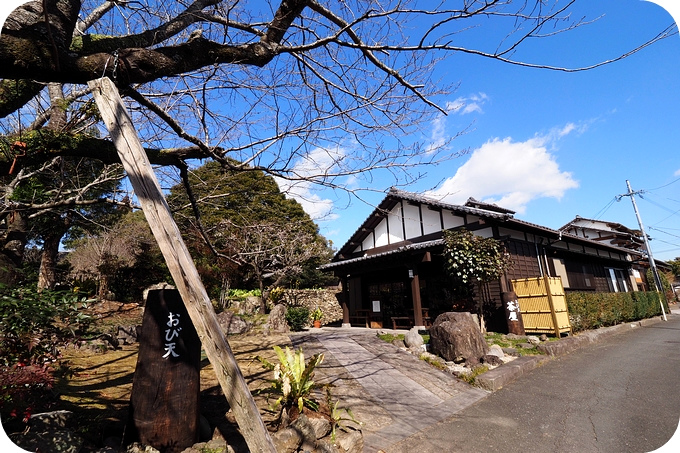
left=279, top=288, right=343, bottom=325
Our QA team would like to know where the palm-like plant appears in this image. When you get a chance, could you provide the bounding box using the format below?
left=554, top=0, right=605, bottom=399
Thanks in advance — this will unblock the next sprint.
left=258, top=346, right=324, bottom=413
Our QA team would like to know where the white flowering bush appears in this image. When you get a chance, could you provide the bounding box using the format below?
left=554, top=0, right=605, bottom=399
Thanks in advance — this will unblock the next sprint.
left=443, top=229, right=512, bottom=284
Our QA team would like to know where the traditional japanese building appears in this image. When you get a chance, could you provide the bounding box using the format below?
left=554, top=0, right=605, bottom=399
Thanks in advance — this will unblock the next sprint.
left=322, top=188, right=642, bottom=332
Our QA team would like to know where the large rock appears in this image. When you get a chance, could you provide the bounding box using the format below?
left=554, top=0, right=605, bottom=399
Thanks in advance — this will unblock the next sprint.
left=429, top=312, right=489, bottom=365
left=229, top=296, right=262, bottom=316
left=215, top=311, right=252, bottom=335
left=264, top=304, right=290, bottom=334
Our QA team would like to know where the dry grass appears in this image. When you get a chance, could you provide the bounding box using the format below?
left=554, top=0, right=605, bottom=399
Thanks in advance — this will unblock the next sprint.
left=50, top=301, right=293, bottom=449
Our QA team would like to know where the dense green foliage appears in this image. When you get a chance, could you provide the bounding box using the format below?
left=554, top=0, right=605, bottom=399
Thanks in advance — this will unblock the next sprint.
left=566, top=291, right=669, bottom=333
left=645, top=268, right=673, bottom=295
left=0, top=285, right=92, bottom=366
left=285, top=306, right=310, bottom=331
left=0, top=285, right=92, bottom=426
left=8, top=154, right=127, bottom=289
left=167, top=161, right=334, bottom=299
left=669, top=258, right=680, bottom=278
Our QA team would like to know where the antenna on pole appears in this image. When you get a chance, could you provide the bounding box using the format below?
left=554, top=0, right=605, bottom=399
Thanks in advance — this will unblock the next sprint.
left=619, top=180, right=667, bottom=321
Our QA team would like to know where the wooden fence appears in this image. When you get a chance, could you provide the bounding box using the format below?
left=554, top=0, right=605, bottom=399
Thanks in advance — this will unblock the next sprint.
left=511, top=276, right=572, bottom=336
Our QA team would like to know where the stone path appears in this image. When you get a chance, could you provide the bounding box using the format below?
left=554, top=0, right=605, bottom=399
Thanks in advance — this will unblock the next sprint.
left=292, top=330, right=488, bottom=452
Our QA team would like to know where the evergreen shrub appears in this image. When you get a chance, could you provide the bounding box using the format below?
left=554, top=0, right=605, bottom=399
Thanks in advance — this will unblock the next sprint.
left=285, top=307, right=310, bottom=331
left=567, top=291, right=668, bottom=333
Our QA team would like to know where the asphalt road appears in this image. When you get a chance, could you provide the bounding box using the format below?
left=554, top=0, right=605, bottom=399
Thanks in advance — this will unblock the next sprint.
left=390, top=315, right=680, bottom=453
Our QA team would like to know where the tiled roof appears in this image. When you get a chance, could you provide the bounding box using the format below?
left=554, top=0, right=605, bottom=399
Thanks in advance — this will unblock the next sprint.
left=322, top=239, right=444, bottom=270
left=331, top=188, right=642, bottom=264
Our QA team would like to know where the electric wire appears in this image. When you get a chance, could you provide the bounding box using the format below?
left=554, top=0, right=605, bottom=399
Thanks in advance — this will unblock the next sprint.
left=646, top=175, right=680, bottom=191
left=592, top=196, right=618, bottom=220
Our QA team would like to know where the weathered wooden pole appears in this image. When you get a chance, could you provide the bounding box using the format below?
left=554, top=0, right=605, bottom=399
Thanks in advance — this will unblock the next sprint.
left=88, top=77, right=276, bottom=453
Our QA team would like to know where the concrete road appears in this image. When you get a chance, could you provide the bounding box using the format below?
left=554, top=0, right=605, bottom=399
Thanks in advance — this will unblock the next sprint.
left=390, top=316, right=680, bottom=453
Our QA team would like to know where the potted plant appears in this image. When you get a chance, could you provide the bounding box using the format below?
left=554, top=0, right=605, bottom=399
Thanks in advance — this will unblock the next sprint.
left=311, top=307, right=323, bottom=328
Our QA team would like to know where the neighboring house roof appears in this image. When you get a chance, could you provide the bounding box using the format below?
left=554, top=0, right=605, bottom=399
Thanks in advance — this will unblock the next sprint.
left=328, top=188, right=642, bottom=268
left=560, top=215, right=645, bottom=251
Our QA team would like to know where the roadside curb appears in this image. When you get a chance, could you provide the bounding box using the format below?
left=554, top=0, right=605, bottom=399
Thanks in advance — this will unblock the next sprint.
left=477, top=312, right=674, bottom=392
left=477, top=355, right=549, bottom=391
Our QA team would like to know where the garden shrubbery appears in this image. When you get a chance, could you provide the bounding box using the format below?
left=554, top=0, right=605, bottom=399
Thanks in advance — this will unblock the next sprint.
left=567, top=291, right=669, bottom=333
left=0, top=284, right=92, bottom=427
left=285, top=306, right=310, bottom=331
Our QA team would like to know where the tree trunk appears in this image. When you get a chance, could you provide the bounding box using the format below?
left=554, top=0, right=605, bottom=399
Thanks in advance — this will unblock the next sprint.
left=37, top=232, right=62, bottom=291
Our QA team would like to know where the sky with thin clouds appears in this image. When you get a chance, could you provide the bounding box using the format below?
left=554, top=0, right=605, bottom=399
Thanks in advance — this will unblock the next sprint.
left=309, top=0, right=680, bottom=261
left=1, top=1, right=680, bottom=261
left=271, top=1, right=680, bottom=260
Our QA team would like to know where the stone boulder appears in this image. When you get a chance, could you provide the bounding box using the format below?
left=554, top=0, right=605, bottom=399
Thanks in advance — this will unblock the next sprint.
left=117, top=325, right=140, bottom=345
left=215, top=311, right=252, bottom=335
left=481, top=354, right=504, bottom=366
left=230, top=296, right=263, bottom=316
left=429, top=312, right=488, bottom=365
left=404, top=327, right=424, bottom=349
left=264, top=304, right=290, bottom=334
left=487, top=344, right=505, bottom=359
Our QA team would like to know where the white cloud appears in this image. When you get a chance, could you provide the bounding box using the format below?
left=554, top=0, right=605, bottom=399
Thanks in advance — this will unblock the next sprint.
left=426, top=93, right=489, bottom=154
left=427, top=131, right=579, bottom=214
left=446, top=92, right=489, bottom=115
left=274, top=147, right=342, bottom=221
left=675, top=168, right=680, bottom=177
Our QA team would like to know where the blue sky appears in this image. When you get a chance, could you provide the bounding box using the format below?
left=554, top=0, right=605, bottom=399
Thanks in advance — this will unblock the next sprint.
left=296, top=0, right=680, bottom=262
left=1, top=1, right=679, bottom=262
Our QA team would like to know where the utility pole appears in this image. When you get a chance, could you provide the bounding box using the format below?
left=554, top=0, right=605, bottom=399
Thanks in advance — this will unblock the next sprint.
left=621, top=180, right=667, bottom=321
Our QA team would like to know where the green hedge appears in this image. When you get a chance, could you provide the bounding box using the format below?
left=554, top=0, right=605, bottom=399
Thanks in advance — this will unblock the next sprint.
left=566, top=291, right=669, bottom=333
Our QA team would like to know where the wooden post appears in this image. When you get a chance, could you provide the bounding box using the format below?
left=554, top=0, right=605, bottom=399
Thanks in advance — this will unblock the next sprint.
left=410, top=267, right=424, bottom=327
left=543, top=276, right=562, bottom=337
left=88, top=77, right=276, bottom=453
left=125, top=289, right=201, bottom=452
left=340, top=276, right=350, bottom=327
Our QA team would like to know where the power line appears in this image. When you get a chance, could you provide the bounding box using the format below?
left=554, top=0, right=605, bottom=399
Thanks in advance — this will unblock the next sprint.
left=646, top=175, right=680, bottom=191
left=650, top=226, right=680, bottom=241
left=591, top=196, right=617, bottom=220
left=639, top=193, right=680, bottom=216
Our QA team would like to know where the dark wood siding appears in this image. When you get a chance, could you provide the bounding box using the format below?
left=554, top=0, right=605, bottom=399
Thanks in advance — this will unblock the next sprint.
left=504, top=239, right=540, bottom=281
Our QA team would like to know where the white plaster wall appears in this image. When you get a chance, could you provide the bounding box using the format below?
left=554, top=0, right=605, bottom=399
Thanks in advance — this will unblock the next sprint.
left=475, top=227, right=494, bottom=238
left=374, top=218, right=389, bottom=247
left=362, top=233, right=373, bottom=251
left=421, top=208, right=441, bottom=235
left=403, top=203, right=422, bottom=239
left=442, top=210, right=465, bottom=230
left=388, top=206, right=405, bottom=243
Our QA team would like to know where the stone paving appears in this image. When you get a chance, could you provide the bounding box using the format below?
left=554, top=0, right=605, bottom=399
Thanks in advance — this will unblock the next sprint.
left=292, top=329, right=488, bottom=453
left=291, top=310, right=679, bottom=452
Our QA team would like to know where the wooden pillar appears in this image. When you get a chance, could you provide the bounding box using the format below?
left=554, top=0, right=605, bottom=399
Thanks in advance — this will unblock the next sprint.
left=341, top=276, right=350, bottom=327
left=126, top=289, right=200, bottom=452
left=502, top=290, right=525, bottom=335
left=89, top=77, right=275, bottom=453
left=410, top=267, right=424, bottom=327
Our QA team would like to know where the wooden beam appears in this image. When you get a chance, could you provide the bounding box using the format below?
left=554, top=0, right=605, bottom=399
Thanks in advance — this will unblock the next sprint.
left=88, top=77, right=275, bottom=453
left=410, top=268, right=423, bottom=327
